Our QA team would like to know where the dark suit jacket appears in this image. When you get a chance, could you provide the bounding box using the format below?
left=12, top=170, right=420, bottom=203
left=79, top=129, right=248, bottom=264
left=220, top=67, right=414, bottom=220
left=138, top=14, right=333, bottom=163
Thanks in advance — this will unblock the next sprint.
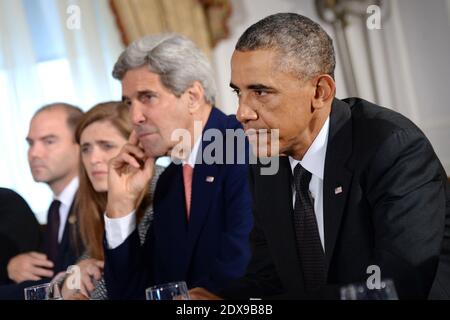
left=429, top=179, right=450, bottom=299
left=104, top=107, right=253, bottom=299
left=220, top=98, right=448, bottom=300
left=0, top=188, right=40, bottom=285
left=0, top=195, right=82, bottom=299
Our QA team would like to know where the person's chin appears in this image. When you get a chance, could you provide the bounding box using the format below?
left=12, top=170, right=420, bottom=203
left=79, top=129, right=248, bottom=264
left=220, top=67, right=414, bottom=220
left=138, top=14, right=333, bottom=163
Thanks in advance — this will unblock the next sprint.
left=143, top=145, right=167, bottom=159
left=93, top=184, right=107, bottom=193
left=250, top=144, right=279, bottom=158
left=31, top=173, right=49, bottom=183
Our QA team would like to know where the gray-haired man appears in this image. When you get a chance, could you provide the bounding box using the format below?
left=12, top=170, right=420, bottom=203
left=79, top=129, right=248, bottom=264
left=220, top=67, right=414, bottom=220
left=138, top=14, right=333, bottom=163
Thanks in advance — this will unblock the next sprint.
left=103, top=33, right=253, bottom=299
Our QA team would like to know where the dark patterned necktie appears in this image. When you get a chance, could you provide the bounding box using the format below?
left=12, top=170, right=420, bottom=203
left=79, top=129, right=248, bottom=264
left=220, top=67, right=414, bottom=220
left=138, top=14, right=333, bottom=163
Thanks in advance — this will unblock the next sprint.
left=293, top=163, right=326, bottom=292
left=46, top=199, right=61, bottom=264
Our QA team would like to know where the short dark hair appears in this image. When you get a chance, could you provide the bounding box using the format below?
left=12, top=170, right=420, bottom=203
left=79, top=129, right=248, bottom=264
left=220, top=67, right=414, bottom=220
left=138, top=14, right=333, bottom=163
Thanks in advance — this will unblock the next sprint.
left=34, top=103, right=84, bottom=134
left=236, top=13, right=336, bottom=80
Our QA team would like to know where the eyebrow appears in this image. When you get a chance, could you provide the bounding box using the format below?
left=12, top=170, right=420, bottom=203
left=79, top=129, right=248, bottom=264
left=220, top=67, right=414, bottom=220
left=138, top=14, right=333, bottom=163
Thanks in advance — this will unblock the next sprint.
left=248, top=84, right=273, bottom=91
left=122, top=90, right=158, bottom=102
left=41, top=134, right=57, bottom=140
left=229, top=83, right=239, bottom=90
left=81, top=140, right=113, bottom=146
left=26, top=134, right=57, bottom=141
left=229, top=83, right=274, bottom=91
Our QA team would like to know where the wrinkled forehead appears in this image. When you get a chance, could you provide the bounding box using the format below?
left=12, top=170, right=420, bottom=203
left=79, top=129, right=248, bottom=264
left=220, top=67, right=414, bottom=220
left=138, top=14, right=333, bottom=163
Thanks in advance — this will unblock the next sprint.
left=121, top=66, right=163, bottom=91
left=231, top=49, right=289, bottom=86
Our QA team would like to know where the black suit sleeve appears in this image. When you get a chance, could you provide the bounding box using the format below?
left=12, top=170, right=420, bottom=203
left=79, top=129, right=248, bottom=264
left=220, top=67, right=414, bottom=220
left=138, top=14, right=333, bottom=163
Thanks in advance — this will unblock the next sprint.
left=103, top=229, right=152, bottom=300
left=219, top=167, right=285, bottom=299
left=364, top=128, right=446, bottom=299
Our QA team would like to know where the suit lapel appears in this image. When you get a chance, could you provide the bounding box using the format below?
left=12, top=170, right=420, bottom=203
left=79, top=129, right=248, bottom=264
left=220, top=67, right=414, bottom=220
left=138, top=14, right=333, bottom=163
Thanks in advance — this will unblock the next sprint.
left=255, top=157, right=306, bottom=289
left=55, top=198, right=78, bottom=272
left=323, top=99, right=353, bottom=272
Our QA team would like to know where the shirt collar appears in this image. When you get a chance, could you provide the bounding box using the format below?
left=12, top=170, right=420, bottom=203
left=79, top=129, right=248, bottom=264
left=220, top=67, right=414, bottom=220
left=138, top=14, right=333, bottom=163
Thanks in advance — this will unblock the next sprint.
left=289, top=117, right=330, bottom=180
left=55, top=177, right=79, bottom=208
left=182, top=136, right=202, bottom=168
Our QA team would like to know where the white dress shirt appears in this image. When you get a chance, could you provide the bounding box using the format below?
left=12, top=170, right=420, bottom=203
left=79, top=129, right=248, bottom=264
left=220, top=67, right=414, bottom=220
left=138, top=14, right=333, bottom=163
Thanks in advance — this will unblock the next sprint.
left=53, top=177, right=79, bottom=243
left=105, top=138, right=202, bottom=249
left=289, top=117, right=329, bottom=251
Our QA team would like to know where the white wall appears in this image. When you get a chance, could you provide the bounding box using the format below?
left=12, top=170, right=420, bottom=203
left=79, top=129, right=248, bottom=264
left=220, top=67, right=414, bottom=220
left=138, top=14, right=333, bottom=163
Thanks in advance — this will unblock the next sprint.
left=393, top=0, right=450, bottom=173
left=211, top=0, right=348, bottom=116
left=211, top=0, right=450, bottom=173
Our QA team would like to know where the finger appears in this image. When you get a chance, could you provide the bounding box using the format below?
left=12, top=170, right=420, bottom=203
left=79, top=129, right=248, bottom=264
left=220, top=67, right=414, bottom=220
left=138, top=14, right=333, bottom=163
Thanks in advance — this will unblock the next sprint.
left=81, top=274, right=95, bottom=293
left=111, top=152, right=141, bottom=170
left=31, top=266, right=54, bottom=278
left=30, top=257, right=54, bottom=269
left=110, top=143, right=146, bottom=169
left=94, top=261, right=104, bottom=269
left=23, top=272, right=42, bottom=282
left=28, top=252, right=48, bottom=260
left=53, top=271, right=67, bottom=282
left=91, top=267, right=102, bottom=281
left=78, top=285, right=90, bottom=298
left=129, top=129, right=139, bottom=146
left=121, top=143, right=146, bottom=160
left=115, top=152, right=143, bottom=169
left=86, top=264, right=102, bottom=281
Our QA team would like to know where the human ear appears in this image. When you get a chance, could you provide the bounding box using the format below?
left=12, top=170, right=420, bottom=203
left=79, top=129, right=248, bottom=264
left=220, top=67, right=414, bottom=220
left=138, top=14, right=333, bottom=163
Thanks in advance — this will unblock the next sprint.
left=186, top=81, right=205, bottom=114
left=312, top=74, right=336, bottom=110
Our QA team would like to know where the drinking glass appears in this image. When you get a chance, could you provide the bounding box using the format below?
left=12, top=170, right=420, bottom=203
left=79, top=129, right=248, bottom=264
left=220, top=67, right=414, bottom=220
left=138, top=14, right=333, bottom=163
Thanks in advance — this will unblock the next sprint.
left=24, top=282, right=63, bottom=300
left=340, top=279, right=398, bottom=300
left=145, top=281, right=190, bottom=300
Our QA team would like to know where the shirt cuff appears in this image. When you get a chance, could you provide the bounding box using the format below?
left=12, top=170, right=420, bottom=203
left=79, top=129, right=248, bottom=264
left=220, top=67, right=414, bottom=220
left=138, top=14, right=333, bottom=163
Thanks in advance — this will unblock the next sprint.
left=104, top=211, right=136, bottom=249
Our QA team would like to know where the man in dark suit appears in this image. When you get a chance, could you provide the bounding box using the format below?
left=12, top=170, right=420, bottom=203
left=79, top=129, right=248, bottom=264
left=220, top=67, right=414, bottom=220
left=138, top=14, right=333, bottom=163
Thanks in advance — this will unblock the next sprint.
left=189, top=13, right=448, bottom=300
left=0, top=104, right=83, bottom=299
left=0, top=188, right=40, bottom=285
left=102, top=34, right=253, bottom=299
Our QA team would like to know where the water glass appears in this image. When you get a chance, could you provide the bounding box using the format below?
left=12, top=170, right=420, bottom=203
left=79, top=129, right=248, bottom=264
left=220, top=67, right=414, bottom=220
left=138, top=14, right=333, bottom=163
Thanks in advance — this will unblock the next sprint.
left=146, top=281, right=190, bottom=300
left=340, top=279, right=398, bottom=300
left=24, top=282, right=63, bottom=300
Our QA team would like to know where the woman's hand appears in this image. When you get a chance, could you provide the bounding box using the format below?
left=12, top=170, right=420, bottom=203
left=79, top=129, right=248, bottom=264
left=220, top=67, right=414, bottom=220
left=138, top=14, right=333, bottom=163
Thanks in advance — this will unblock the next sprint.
left=61, top=259, right=104, bottom=299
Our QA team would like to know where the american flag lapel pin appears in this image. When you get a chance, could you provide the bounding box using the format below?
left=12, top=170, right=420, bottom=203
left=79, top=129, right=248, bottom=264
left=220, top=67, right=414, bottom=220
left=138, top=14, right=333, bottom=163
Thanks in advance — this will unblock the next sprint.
left=206, top=176, right=215, bottom=183
left=334, top=186, right=343, bottom=195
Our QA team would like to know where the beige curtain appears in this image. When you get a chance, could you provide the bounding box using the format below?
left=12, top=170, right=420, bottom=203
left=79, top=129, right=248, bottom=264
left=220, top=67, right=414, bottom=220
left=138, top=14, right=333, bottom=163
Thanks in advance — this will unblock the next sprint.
left=109, top=0, right=231, bottom=55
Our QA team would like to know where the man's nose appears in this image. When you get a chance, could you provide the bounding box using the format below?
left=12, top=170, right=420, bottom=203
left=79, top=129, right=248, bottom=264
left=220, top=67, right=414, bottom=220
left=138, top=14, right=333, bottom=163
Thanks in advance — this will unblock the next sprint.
left=130, top=102, right=146, bottom=126
left=28, top=143, right=43, bottom=159
left=236, top=99, right=258, bottom=124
